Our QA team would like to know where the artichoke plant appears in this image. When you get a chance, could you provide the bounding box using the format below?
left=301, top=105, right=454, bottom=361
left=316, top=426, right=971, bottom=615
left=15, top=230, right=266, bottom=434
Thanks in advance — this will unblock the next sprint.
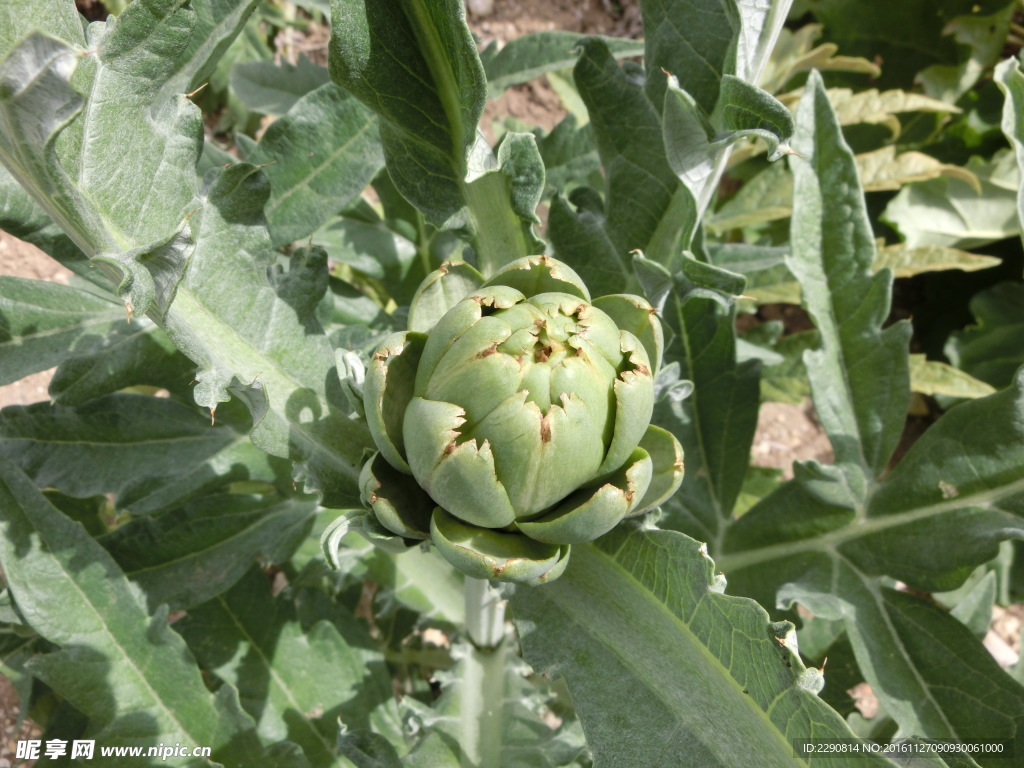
left=354, top=256, right=684, bottom=584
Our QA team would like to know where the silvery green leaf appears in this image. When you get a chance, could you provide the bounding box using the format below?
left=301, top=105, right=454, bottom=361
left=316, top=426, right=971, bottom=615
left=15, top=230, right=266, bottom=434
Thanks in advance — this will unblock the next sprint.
left=159, top=0, right=260, bottom=100
left=176, top=568, right=406, bottom=766
left=548, top=189, right=631, bottom=298
left=569, top=38, right=690, bottom=263
left=242, top=83, right=383, bottom=247
left=716, top=65, right=1024, bottom=745
left=328, top=0, right=540, bottom=271
left=0, top=394, right=237, bottom=498
left=0, top=457, right=269, bottom=765
left=883, top=150, right=1020, bottom=249
left=509, top=525, right=893, bottom=768
left=230, top=55, right=330, bottom=115
left=482, top=31, right=644, bottom=96
left=640, top=0, right=735, bottom=114
left=1, top=5, right=374, bottom=505
left=101, top=493, right=318, bottom=611
left=706, top=161, right=792, bottom=235
left=329, top=0, right=484, bottom=228
left=536, top=115, right=599, bottom=196
left=788, top=71, right=911, bottom=476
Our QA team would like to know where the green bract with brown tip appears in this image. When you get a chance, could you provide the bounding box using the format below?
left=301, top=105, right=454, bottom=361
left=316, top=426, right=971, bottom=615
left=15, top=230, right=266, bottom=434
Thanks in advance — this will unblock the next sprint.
left=357, top=255, right=684, bottom=584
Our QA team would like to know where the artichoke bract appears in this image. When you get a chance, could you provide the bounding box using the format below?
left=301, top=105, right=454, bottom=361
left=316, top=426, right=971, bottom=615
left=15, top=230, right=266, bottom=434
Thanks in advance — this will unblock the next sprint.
left=358, top=256, right=683, bottom=584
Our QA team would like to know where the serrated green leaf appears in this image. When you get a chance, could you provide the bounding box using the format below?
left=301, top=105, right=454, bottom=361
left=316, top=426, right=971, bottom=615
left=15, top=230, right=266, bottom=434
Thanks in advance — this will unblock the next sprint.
left=808, top=0, right=1014, bottom=92
left=0, top=394, right=236, bottom=498
left=482, top=31, right=643, bottom=97
left=101, top=493, right=318, bottom=611
left=721, top=358, right=1024, bottom=746
left=177, top=568, right=405, bottom=767
left=164, top=164, right=373, bottom=506
left=0, top=275, right=195, bottom=406
left=159, top=0, right=260, bottom=100
left=230, top=55, right=330, bottom=115
left=328, top=0, right=484, bottom=229
left=547, top=189, right=633, bottom=298
left=946, top=282, right=1024, bottom=390
left=871, top=243, right=1001, bottom=278
left=327, top=0, right=537, bottom=273
left=909, top=354, right=997, bottom=399
left=828, top=87, right=963, bottom=124
left=640, top=0, right=735, bottom=114
left=883, top=149, right=1021, bottom=249
left=508, top=524, right=895, bottom=768
left=0, top=0, right=84, bottom=61
left=241, top=83, right=383, bottom=247
left=48, top=320, right=193, bottom=406
left=0, top=456, right=267, bottom=766
left=0, top=276, right=125, bottom=386
left=536, top=115, right=599, bottom=196
left=0, top=7, right=375, bottom=507
left=646, top=257, right=759, bottom=546
left=570, top=37, right=688, bottom=263
left=0, top=20, right=201, bottom=265
left=122, top=436, right=290, bottom=518
left=788, top=70, right=911, bottom=477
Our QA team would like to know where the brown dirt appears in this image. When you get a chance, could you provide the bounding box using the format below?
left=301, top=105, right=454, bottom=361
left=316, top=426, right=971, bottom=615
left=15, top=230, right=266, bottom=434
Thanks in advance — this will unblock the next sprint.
left=0, top=232, right=73, bottom=408
left=750, top=401, right=834, bottom=480
left=0, top=674, right=40, bottom=766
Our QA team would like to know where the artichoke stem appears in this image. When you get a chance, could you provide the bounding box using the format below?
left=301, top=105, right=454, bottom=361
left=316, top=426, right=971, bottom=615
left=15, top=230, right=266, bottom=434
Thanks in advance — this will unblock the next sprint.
left=464, top=172, right=529, bottom=277
left=461, top=578, right=506, bottom=767
left=460, top=627, right=507, bottom=768
left=464, top=577, right=506, bottom=651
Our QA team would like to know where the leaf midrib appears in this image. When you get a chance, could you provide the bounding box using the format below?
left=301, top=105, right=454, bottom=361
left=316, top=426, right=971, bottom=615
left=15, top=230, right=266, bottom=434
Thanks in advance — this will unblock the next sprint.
left=716, top=474, right=1024, bottom=573
left=552, top=539, right=809, bottom=766
left=264, top=112, right=376, bottom=217
left=169, top=285, right=366, bottom=479
left=0, top=468, right=219, bottom=751
left=216, top=595, right=346, bottom=768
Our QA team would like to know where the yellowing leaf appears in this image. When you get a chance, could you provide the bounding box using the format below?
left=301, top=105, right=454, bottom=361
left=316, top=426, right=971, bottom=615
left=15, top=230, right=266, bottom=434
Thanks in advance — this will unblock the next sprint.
left=779, top=87, right=959, bottom=139
left=856, top=146, right=981, bottom=192
left=760, top=24, right=880, bottom=95
left=908, top=354, right=997, bottom=399
left=872, top=242, right=1001, bottom=278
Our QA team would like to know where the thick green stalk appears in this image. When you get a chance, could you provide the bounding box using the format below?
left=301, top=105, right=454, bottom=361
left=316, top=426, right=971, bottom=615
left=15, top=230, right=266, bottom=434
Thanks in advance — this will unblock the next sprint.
left=461, top=578, right=506, bottom=766
left=464, top=172, right=529, bottom=278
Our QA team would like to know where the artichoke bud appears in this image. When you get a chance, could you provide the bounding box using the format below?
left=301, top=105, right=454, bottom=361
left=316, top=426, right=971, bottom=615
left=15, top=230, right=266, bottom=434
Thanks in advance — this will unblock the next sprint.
left=354, top=256, right=684, bottom=584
